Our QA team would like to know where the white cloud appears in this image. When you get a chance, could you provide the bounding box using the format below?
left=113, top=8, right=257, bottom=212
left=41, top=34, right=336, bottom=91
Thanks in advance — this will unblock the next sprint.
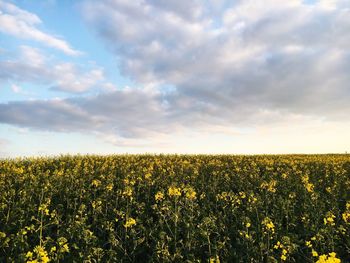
left=20, top=45, right=46, bottom=65
left=81, top=0, right=350, bottom=120
left=51, top=63, right=105, bottom=93
left=0, top=46, right=109, bottom=93
left=10, top=83, right=21, bottom=93
left=0, top=1, right=80, bottom=55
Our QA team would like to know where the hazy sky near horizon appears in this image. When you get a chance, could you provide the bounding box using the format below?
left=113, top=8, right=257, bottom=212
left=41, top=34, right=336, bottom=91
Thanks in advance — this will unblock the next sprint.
left=0, top=0, right=350, bottom=157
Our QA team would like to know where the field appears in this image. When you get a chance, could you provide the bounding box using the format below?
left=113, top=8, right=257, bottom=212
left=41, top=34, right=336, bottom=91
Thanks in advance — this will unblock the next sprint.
left=0, top=154, right=349, bottom=262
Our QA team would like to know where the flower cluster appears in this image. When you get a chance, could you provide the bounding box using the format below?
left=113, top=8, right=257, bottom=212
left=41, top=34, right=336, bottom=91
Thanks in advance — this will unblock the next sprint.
left=262, top=217, right=275, bottom=234
left=323, top=212, right=336, bottom=226
left=124, top=217, right=137, bottom=228
left=26, top=246, right=50, bottom=263
left=316, top=252, right=341, bottom=263
left=168, top=186, right=181, bottom=197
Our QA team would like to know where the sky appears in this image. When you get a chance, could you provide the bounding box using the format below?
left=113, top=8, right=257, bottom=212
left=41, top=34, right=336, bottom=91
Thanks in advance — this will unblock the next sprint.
left=0, top=0, right=350, bottom=157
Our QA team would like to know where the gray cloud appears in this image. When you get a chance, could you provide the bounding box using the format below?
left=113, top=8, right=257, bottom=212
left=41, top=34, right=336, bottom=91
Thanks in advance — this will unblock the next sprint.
left=82, top=0, right=350, bottom=119
left=0, top=86, right=273, bottom=141
left=0, top=89, right=168, bottom=138
left=0, top=84, right=334, bottom=144
left=0, top=99, right=99, bottom=132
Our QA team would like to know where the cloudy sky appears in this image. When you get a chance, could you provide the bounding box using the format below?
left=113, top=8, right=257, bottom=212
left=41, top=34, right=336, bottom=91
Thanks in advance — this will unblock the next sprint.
left=0, top=0, right=350, bottom=157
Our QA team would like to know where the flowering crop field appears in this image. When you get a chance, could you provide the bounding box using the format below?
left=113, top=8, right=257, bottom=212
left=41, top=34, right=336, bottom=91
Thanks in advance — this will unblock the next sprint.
left=0, top=154, right=349, bottom=262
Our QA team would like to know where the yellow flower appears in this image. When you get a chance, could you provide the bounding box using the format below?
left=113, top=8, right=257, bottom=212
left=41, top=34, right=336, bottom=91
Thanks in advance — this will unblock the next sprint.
left=124, top=217, right=136, bottom=228
left=38, top=204, right=49, bottom=216
left=281, top=254, right=287, bottom=261
left=91, top=179, right=101, bottom=187
left=106, top=183, right=113, bottom=191
left=184, top=187, right=197, bottom=200
left=144, top=173, right=152, bottom=180
left=246, top=222, right=251, bottom=228
left=274, top=241, right=281, bottom=249
left=91, top=200, right=102, bottom=209
left=168, top=186, right=181, bottom=197
left=209, top=255, right=220, bottom=263
left=315, top=252, right=341, bottom=263
left=30, top=246, right=50, bottom=263
left=306, top=182, right=314, bottom=193
left=122, top=187, right=133, bottom=198
left=306, top=241, right=312, bottom=248
left=312, top=249, right=318, bottom=257
left=239, top=191, right=246, bottom=199
left=262, top=217, right=275, bottom=233
left=62, top=244, right=69, bottom=253
left=342, top=212, right=350, bottom=223
left=155, top=191, right=164, bottom=201
left=260, top=180, right=277, bottom=193
left=26, top=251, right=33, bottom=258
left=123, top=178, right=135, bottom=186
left=323, top=212, right=336, bottom=226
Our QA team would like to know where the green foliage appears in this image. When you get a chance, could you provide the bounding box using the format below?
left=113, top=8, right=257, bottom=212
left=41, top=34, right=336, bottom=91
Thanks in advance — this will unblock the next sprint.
left=0, top=154, right=349, bottom=262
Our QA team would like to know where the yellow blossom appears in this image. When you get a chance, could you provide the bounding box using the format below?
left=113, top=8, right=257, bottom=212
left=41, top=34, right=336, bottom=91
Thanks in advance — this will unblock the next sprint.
left=144, top=173, right=152, bottom=180
left=184, top=187, right=197, bottom=200
left=62, top=243, right=69, bottom=253
left=38, top=204, right=49, bottom=216
left=306, top=241, right=312, bottom=248
left=209, top=255, right=220, bottom=263
left=262, top=217, right=275, bottom=233
left=124, top=217, right=136, bottom=228
left=260, top=180, right=277, bottom=193
left=123, top=178, right=135, bottom=186
left=155, top=191, right=164, bottom=201
left=315, top=252, right=341, bottom=263
left=306, top=183, right=314, bottom=192
left=91, top=179, right=101, bottom=187
left=27, top=246, right=50, bottom=263
left=342, top=212, right=350, bottom=223
left=323, top=212, right=336, bottom=226
left=106, top=183, right=113, bottom=191
left=168, top=186, right=181, bottom=197
left=301, top=175, right=314, bottom=193
left=26, top=251, right=33, bottom=258
left=239, top=191, right=246, bottom=199
left=122, top=187, right=133, bottom=198
left=274, top=241, right=282, bottom=249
